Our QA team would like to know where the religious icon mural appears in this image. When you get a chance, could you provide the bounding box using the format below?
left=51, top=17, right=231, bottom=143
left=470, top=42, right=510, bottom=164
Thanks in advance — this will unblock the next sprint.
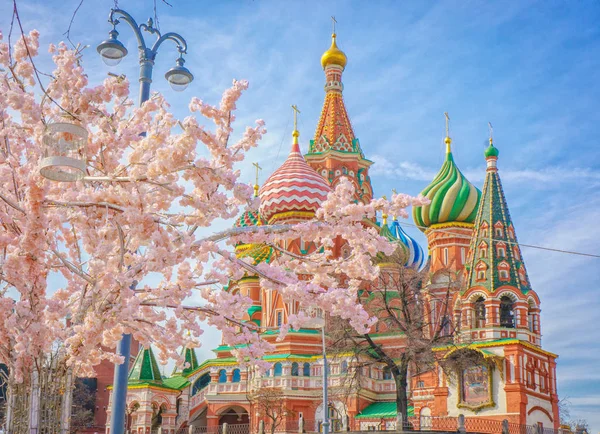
left=458, top=364, right=494, bottom=410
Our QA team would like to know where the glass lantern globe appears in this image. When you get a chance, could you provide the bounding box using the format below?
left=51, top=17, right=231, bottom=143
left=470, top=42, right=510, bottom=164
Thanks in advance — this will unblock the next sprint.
left=97, top=30, right=128, bottom=67
left=165, top=58, right=194, bottom=92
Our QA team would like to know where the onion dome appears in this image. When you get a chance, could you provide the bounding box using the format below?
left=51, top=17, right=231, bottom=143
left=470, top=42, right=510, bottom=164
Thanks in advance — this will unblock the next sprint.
left=233, top=209, right=266, bottom=228
left=259, top=129, right=331, bottom=224
left=321, top=33, right=347, bottom=69
left=233, top=187, right=272, bottom=264
left=484, top=139, right=499, bottom=158
left=391, top=217, right=425, bottom=269
left=413, top=137, right=481, bottom=231
left=378, top=215, right=397, bottom=242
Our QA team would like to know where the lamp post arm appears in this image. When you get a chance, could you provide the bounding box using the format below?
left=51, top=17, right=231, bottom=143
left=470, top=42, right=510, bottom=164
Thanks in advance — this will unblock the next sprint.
left=108, top=9, right=148, bottom=54
left=151, top=32, right=188, bottom=56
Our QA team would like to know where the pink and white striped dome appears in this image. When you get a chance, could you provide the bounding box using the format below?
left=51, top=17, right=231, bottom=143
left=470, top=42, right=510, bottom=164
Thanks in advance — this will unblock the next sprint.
left=259, top=139, right=331, bottom=224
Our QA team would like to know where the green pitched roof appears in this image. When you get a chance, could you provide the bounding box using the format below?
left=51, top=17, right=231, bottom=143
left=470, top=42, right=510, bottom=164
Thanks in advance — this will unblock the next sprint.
left=464, top=147, right=532, bottom=294
left=162, top=376, right=190, bottom=390
left=173, top=347, right=199, bottom=376
left=129, top=347, right=163, bottom=384
left=355, top=402, right=414, bottom=419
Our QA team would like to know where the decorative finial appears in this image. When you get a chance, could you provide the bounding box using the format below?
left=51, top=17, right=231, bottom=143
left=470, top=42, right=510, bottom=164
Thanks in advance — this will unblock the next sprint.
left=291, top=105, right=301, bottom=145
left=381, top=195, right=388, bottom=225
left=252, top=162, right=262, bottom=197
left=488, top=121, right=493, bottom=145
left=391, top=189, right=398, bottom=221
left=331, top=16, right=337, bottom=35
left=444, top=112, right=452, bottom=153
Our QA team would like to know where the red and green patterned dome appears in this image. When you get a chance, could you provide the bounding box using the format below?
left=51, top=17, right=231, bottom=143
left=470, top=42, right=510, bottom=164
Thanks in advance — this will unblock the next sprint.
left=233, top=209, right=266, bottom=228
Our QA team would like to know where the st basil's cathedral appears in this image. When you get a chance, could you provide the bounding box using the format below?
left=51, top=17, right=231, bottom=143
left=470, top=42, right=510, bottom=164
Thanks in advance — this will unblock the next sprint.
left=105, top=29, right=560, bottom=434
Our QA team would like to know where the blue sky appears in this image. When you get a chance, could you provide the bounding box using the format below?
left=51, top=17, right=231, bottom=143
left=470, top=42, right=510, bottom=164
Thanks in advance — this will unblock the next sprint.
left=2, top=0, right=600, bottom=428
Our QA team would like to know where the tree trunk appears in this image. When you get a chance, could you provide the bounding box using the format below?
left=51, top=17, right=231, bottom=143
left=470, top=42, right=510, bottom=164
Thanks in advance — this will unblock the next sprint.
left=392, top=360, right=409, bottom=431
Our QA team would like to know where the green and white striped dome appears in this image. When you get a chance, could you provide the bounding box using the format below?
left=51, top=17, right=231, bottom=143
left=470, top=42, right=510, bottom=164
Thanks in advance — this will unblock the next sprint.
left=413, top=138, right=481, bottom=231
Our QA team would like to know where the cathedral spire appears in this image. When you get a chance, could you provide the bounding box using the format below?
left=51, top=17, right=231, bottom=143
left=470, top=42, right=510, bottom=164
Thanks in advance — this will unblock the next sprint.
left=464, top=139, right=531, bottom=294
left=128, top=346, right=163, bottom=384
left=311, top=25, right=359, bottom=155
left=306, top=24, right=373, bottom=203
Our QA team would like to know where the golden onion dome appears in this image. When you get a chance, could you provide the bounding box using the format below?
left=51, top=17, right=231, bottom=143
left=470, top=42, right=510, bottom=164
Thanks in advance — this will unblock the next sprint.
left=321, top=33, right=347, bottom=69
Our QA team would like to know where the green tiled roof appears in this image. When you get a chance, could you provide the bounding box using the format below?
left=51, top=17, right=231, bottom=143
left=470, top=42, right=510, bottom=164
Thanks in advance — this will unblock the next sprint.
left=355, top=402, right=414, bottom=419
left=162, top=376, right=190, bottom=390
left=173, top=347, right=199, bottom=376
left=262, top=328, right=320, bottom=335
left=128, top=347, right=162, bottom=384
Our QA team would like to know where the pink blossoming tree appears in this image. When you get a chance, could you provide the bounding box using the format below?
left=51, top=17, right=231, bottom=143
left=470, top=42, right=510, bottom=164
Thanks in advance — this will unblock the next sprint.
left=0, top=30, right=427, bottom=383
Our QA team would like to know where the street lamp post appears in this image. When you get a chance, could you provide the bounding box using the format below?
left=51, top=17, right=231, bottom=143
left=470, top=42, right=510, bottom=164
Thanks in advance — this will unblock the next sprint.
left=303, top=309, right=329, bottom=434
left=97, top=9, right=193, bottom=434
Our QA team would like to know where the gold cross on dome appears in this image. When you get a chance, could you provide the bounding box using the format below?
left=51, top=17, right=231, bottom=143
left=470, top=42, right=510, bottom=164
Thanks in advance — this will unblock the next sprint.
left=291, top=105, right=300, bottom=131
left=488, top=122, right=494, bottom=144
left=253, top=162, right=262, bottom=186
left=444, top=112, right=450, bottom=138
left=331, top=16, right=337, bottom=34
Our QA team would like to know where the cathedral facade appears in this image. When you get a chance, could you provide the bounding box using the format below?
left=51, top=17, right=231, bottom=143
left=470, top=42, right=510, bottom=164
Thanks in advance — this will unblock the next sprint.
left=105, top=31, right=559, bottom=434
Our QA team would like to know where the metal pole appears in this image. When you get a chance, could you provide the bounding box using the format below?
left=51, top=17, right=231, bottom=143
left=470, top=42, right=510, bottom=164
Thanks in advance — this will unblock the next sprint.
left=110, top=333, right=132, bottom=434
left=109, top=27, right=155, bottom=434
left=322, top=326, right=329, bottom=434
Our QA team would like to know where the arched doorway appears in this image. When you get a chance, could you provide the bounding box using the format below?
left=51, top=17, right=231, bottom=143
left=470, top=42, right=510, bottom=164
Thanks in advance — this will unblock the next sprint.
left=218, top=405, right=249, bottom=431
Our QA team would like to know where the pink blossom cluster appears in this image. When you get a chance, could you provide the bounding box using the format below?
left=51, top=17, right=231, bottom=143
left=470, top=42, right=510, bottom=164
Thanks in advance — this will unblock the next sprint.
left=0, top=31, right=427, bottom=380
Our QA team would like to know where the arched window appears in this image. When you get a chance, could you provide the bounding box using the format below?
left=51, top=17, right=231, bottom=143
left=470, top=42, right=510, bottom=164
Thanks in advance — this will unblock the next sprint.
left=192, top=373, right=211, bottom=395
left=291, top=362, right=299, bottom=377
left=477, top=270, right=486, bottom=281
left=274, top=362, right=282, bottom=377
left=264, top=369, right=270, bottom=377
left=383, top=367, right=392, bottom=380
left=341, top=361, right=348, bottom=374
left=218, top=369, right=227, bottom=383
left=440, top=315, right=451, bottom=336
left=499, top=269, right=509, bottom=280
left=474, top=297, right=486, bottom=328
left=497, top=247, right=506, bottom=257
left=303, top=363, right=311, bottom=377
left=500, top=296, right=515, bottom=328
left=232, top=369, right=241, bottom=383
left=528, top=301, right=537, bottom=333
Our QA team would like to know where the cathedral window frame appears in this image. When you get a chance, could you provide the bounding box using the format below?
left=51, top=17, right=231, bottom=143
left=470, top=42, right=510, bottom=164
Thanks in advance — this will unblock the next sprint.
left=494, top=222, right=504, bottom=238
left=232, top=368, right=241, bottom=383
left=472, top=295, right=487, bottom=328
left=303, top=362, right=311, bottom=377
left=480, top=221, right=489, bottom=238
left=291, top=362, right=299, bottom=377
left=478, top=241, right=488, bottom=259
left=276, top=309, right=283, bottom=327
left=274, top=362, right=283, bottom=377
left=475, top=261, right=488, bottom=281
left=496, top=241, right=507, bottom=258
left=218, top=369, right=227, bottom=383
left=498, top=293, right=517, bottom=328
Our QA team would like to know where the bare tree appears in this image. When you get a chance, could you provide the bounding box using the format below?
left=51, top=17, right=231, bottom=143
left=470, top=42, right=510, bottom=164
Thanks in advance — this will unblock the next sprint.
left=327, top=251, right=463, bottom=427
left=558, top=397, right=590, bottom=434
left=249, top=387, right=295, bottom=434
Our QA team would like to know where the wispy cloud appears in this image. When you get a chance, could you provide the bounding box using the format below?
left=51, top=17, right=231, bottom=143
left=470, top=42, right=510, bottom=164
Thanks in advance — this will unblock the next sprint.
left=370, top=155, right=600, bottom=186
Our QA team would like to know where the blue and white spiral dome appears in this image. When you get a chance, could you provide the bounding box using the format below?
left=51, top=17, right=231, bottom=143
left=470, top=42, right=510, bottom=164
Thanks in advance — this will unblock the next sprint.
left=391, top=218, right=425, bottom=269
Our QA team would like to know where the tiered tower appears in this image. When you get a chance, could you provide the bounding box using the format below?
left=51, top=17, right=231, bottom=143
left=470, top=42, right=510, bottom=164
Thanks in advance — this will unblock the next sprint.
left=459, top=139, right=541, bottom=346
left=412, top=117, right=481, bottom=337
left=304, top=32, right=374, bottom=203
